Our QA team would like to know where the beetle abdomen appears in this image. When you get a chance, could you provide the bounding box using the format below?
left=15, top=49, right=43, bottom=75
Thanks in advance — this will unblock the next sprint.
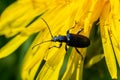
left=67, top=34, right=90, bottom=48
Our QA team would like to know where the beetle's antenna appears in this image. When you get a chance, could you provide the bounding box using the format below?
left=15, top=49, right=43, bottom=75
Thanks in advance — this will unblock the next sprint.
left=32, top=40, right=52, bottom=49
left=41, top=18, right=53, bottom=38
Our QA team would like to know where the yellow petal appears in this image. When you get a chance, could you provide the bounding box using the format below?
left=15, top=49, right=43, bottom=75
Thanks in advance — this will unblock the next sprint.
left=0, top=34, right=29, bottom=58
left=63, top=50, right=83, bottom=80
left=109, top=0, right=120, bottom=14
left=85, top=54, right=104, bottom=68
left=84, top=0, right=106, bottom=33
left=100, top=24, right=117, bottom=79
left=0, top=18, right=45, bottom=58
left=100, top=1, right=117, bottom=79
left=36, top=59, right=63, bottom=80
left=109, top=15, right=120, bottom=67
left=0, top=1, right=46, bottom=37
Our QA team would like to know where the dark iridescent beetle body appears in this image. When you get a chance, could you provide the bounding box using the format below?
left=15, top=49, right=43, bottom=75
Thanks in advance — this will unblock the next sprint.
left=67, top=34, right=90, bottom=47
left=33, top=18, right=90, bottom=59
left=52, top=34, right=90, bottom=48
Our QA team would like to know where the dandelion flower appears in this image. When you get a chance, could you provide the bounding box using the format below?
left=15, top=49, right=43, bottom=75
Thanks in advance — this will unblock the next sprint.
left=0, top=0, right=120, bottom=80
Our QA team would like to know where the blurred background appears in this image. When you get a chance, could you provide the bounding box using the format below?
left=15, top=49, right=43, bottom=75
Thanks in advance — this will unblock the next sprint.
left=0, top=0, right=120, bottom=80
left=0, top=1, right=36, bottom=80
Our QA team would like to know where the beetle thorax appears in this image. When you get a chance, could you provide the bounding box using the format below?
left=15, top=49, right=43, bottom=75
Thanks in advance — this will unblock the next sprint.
left=52, top=35, right=67, bottom=42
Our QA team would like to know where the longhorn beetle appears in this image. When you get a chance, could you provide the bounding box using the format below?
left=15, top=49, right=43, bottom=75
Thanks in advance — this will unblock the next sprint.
left=32, top=18, right=90, bottom=59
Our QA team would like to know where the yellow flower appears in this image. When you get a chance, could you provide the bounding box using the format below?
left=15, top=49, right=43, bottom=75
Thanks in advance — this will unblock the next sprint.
left=0, top=0, right=120, bottom=80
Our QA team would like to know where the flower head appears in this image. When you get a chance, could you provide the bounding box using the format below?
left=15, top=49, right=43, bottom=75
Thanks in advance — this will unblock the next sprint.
left=0, top=0, right=120, bottom=80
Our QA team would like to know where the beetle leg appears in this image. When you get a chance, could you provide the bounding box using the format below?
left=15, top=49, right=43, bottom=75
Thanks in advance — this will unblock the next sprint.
left=48, top=42, right=62, bottom=49
left=67, top=21, right=77, bottom=34
left=75, top=48, right=83, bottom=60
left=67, top=27, right=75, bottom=34
left=77, top=28, right=84, bottom=34
left=65, top=44, right=68, bottom=51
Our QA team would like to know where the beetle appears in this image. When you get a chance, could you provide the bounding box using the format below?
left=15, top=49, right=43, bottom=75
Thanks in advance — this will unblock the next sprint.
left=32, top=18, right=90, bottom=59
